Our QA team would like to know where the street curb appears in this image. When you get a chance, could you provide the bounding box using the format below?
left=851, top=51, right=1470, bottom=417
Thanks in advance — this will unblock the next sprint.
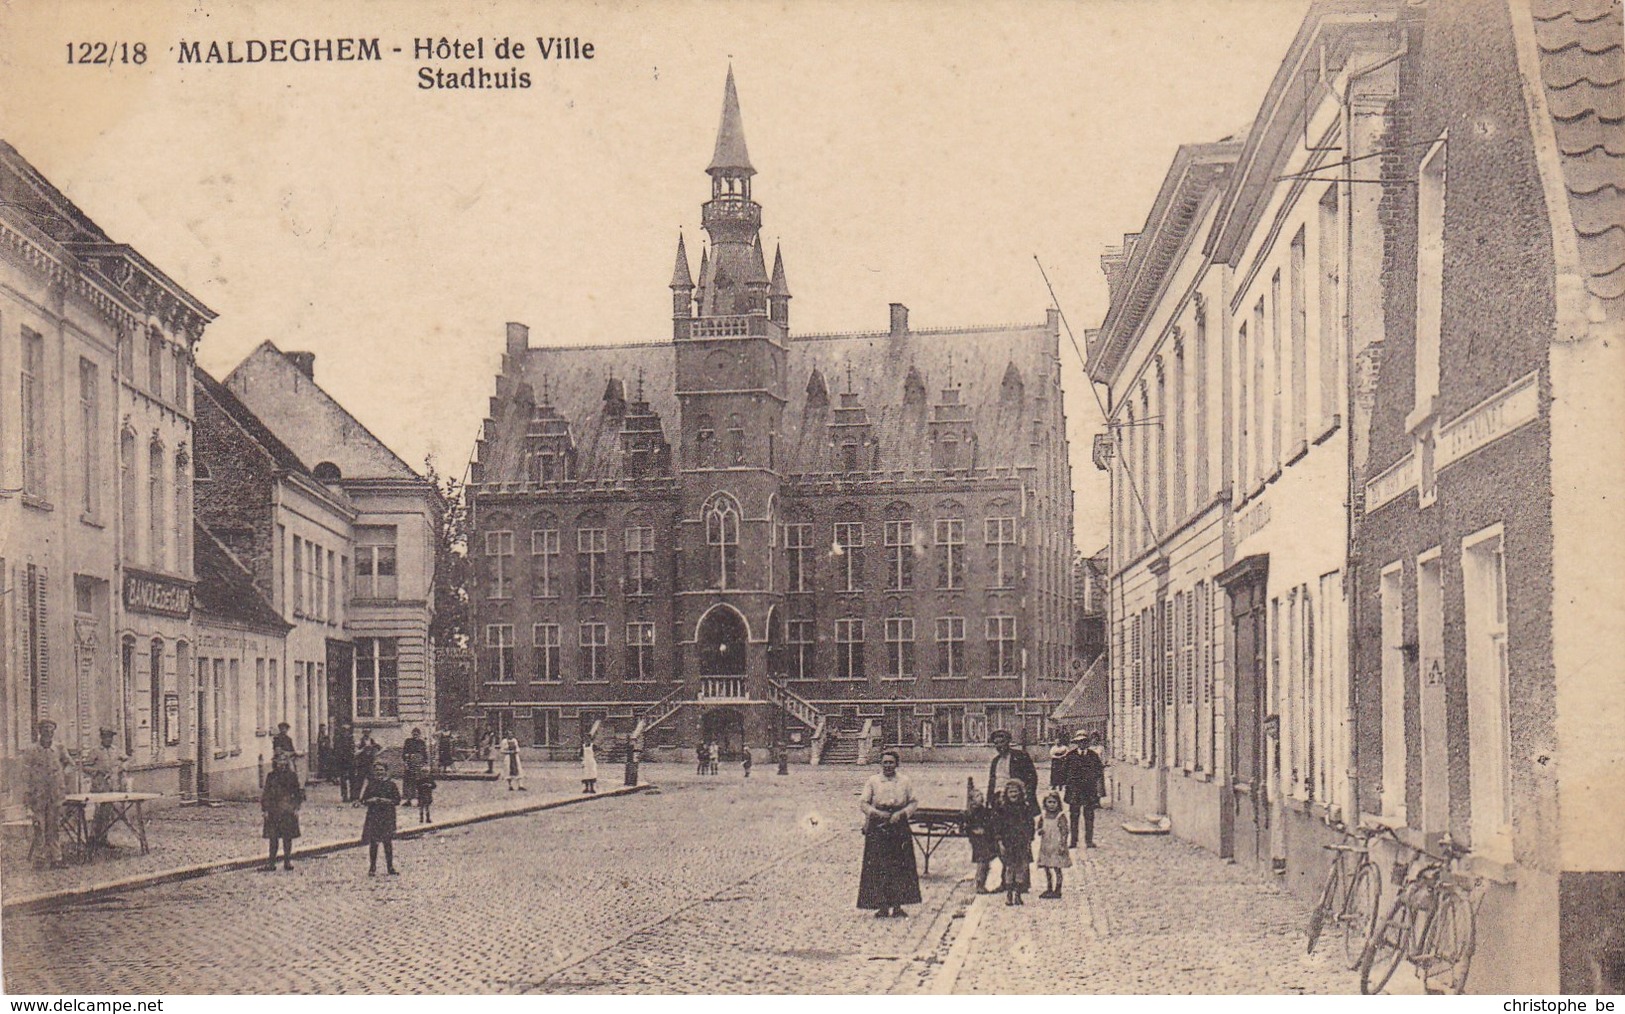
left=1, top=782, right=654, bottom=915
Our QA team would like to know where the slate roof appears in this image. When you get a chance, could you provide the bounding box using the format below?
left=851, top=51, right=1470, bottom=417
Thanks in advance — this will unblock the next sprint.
left=193, top=523, right=291, bottom=632
left=1530, top=0, right=1625, bottom=315
left=1051, top=655, right=1109, bottom=723
left=708, top=67, right=754, bottom=175
left=483, top=321, right=1057, bottom=484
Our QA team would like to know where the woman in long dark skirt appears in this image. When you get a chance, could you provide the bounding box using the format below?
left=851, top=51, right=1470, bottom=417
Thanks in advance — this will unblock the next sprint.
left=260, top=751, right=304, bottom=871
left=358, top=760, right=400, bottom=875
left=857, top=749, right=921, bottom=918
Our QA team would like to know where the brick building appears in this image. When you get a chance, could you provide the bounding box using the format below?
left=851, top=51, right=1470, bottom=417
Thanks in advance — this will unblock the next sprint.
left=1347, top=0, right=1624, bottom=992
left=1088, top=0, right=1624, bottom=992
left=468, top=71, right=1076, bottom=762
left=192, top=367, right=356, bottom=795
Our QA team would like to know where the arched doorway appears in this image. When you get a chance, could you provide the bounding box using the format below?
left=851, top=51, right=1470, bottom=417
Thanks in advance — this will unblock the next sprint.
left=697, top=605, right=748, bottom=676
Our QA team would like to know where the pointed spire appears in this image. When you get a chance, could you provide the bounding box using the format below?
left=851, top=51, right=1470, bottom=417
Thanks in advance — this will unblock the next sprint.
left=696, top=246, right=711, bottom=290
left=670, top=233, right=693, bottom=289
left=707, top=66, right=755, bottom=176
left=749, top=235, right=769, bottom=284
left=769, top=244, right=790, bottom=298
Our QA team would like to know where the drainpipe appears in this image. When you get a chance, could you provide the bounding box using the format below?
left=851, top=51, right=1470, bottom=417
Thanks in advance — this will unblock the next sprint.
left=1341, top=29, right=1409, bottom=824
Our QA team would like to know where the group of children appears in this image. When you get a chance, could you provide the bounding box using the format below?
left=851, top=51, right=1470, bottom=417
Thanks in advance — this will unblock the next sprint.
left=965, top=781, right=1076, bottom=906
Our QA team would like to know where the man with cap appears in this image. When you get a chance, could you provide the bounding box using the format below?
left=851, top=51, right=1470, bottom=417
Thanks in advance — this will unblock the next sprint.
left=1064, top=730, right=1106, bottom=848
left=272, top=721, right=296, bottom=758
left=985, top=728, right=1038, bottom=818
left=82, top=726, right=129, bottom=846
left=22, top=720, right=76, bottom=867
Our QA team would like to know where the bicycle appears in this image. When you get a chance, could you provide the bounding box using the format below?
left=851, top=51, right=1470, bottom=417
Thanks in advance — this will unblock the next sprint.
left=1358, top=833, right=1482, bottom=994
left=1306, top=823, right=1395, bottom=968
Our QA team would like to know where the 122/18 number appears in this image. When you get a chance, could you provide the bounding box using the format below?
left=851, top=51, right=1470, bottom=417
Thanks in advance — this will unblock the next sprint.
left=66, top=42, right=147, bottom=65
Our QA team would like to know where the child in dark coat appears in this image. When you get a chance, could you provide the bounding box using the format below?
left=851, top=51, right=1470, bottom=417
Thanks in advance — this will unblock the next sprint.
left=416, top=774, right=436, bottom=823
left=994, top=780, right=1035, bottom=905
left=964, top=787, right=998, bottom=893
left=359, top=761, right=400, bottom=875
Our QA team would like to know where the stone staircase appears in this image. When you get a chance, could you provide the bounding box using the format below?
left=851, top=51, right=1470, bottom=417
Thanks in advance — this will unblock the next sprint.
left=820, top=736, right=862, bottom=764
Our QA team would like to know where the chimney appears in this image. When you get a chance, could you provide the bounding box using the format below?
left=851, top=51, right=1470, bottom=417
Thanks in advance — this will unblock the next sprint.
left=506, top=322, right=530, bottom=356
left=283, top=351, right=316, bottom=379
left=1046, top=307, right=1061, bottom=334
left=889, top=303, right=909, bottom=337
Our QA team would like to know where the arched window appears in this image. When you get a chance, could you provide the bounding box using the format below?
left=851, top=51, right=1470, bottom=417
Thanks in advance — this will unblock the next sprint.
left=175, top=451, right=191, bottom=575
left=149, top=638, right=164, bottom=755
left=149, top=440, right=166, bottom=570
left=704, top=493, right=740, bottom=589
left=841, top=440, right=860, bottom=473
left=697, top=605, right=748, bottom=676
left=313, top=462, right=341, bottom=481
left=121, top=430, right=138, bottom=561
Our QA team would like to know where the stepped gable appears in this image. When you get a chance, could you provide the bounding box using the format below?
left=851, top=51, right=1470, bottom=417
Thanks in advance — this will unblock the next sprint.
left=780, top=322, right=1055, bottom=475
left=501, top=341, right=676, bottom=482
left=1529, top=0, right=1625, bottom=316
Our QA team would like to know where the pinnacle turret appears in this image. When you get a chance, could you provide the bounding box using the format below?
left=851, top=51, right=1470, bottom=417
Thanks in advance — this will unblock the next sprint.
left=670, top=233, right=694, bottom=290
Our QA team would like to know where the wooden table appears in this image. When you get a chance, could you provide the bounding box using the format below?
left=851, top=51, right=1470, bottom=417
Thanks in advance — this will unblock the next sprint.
left=61, top=792, right=161, bottom=862
left=910, top=807, right=969, bottom=875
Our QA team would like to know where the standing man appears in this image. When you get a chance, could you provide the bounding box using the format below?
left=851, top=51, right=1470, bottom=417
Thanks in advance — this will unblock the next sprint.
left=272, top=722, right=296, bottom=760
left=22, top=720, right=76, bottom=868
left=985, top=729, right=1038, bottom=817
left=401, top=727, right=429, bottom=806
left=81, top=726, right=129, bottom=846
left=1065, top=731, right=1106, bottom=848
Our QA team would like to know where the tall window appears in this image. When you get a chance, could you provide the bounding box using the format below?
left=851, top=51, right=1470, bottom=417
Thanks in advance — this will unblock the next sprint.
left=1270, top=270, right=1283, bottom=471
left=626, top=622, right=655, bottom=681
left=624, top=526, right=655, bottom=596
left=255, top=658, right=267, bottom=735
left=293, top=535, right=306, bottom=614
left=577, top=528, right=607, bottom=597
left=311, top=543, right=325, bottom=621
left=533, top=623, right=561, bottom=682
left=833, top=522, right=864, bottom=592
left=579, top=622, right=608, bottom=681
left=835, top=618, right=864, bottom=680
left=1378, top=564, right=1407, bottom=820
left=935, top=617, right=965, bottom=678
left=1463, top=528, right=1511, bottom=855
left=175, top=454, right=191, bottom=574
left=1415, top=137, right=1447, bottom=420
left=20, top=329, right=45, bottom=497
left=985, top=517, right=1016, bottom=588
left=884, top=520, right=914, bottom=590
left=1236, top=323, right=1250, bottom=494
left=934, top=706, right=966, bottom=746
left=704, top=496, right=739, bottom=590
left=784, top=523, right=811, bottom=592
left=485, top=624, right=515, bottom=682
left=80, top=360, right=99, bottom=515
left=324, top=548, right=335, bottom=619
left=727, top=413, right=746, bottom=465
left=1290, top=228, right=1308, bottom=451
left=148, top=330, right=165, bottom=397
left=120, top=431, right=137, bottom=559
left=884, top=617, right=915, bottom=679
left=935, top=518, right=964, bottom=589
left=173, top=346, right=189, bottom=411
left=355, top=526, right=398, bottom=599
left=787, top=619, right=815, bottom=679
left=987, top=616, right=1017, bottom=676
left=149, top=638, right=164, bottom=754
left=532, top=527, right=561, bottom=597
left=486, top=530, right=515, bottom=599
left=354, top=638, right=399, bottom=719
left=212, top=659, right=225, bottom=749
left=148, top=441, right=166, bottom=569
left=1252, top=298, right=1267, bottom=487
left=695, top=415, right=715, bottom=468
left=1318, top=187, right=1342, bottom=431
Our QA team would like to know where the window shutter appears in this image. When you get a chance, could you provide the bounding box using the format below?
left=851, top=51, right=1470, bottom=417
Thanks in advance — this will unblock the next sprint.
left=35, top=567, right=50, bottom=724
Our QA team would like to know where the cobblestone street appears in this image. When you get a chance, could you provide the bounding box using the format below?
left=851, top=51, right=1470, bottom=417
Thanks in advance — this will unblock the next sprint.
left=3, top=763, right=1353, bottom=994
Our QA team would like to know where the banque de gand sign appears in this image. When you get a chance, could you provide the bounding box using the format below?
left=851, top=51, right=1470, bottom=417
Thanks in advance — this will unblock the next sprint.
left=124, top=569, right=193, bottom=619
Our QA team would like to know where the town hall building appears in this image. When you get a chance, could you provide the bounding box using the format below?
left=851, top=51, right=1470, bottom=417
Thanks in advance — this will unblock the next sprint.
left=467, top=71, right=1077, bottom=762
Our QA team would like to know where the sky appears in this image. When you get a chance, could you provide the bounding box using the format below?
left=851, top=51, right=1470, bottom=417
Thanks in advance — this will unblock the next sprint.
left=0, top=0, right=1312, bottom=552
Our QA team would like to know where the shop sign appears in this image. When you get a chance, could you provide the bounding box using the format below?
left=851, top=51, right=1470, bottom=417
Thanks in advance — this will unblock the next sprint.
left=124, top=570, right=193, bottom=618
